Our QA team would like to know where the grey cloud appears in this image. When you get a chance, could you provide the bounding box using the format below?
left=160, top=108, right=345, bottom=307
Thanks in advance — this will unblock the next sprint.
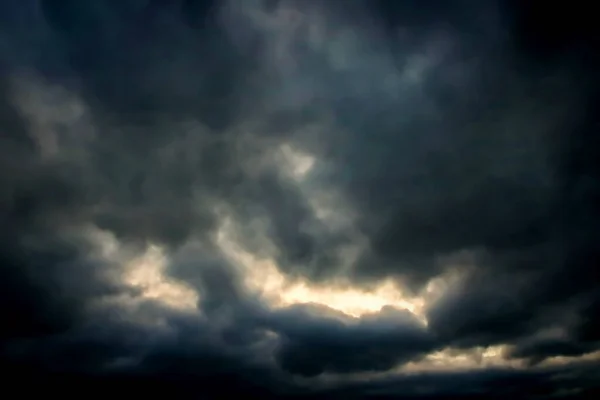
left=269, top=304, right=435, bottom=376
left=508, top=339, right=597, bottom=366
left=0, top=0, right=598, bottom=398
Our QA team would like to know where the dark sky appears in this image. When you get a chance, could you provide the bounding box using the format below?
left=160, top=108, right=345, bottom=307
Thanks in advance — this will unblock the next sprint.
left=1, top=1, right=598, bottom=398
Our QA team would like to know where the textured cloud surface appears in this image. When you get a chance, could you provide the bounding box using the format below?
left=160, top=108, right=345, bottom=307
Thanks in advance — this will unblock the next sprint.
left=1, top=0, right=598, bottom=398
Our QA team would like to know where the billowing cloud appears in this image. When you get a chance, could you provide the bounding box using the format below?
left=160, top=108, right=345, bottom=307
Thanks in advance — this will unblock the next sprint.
left=0, top=0, right=598, bottom=398
left=269, top=304, right=434, bottom=376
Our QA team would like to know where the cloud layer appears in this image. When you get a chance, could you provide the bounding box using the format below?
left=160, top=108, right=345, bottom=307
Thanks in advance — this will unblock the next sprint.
left=1, top=0, right=598, bottom=398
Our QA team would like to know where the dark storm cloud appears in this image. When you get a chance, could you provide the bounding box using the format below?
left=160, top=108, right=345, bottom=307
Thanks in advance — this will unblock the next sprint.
left=0, top=0, right=599, bottom=398
left=310, top=361, right=600, bottom=399
left=269, top=304, right=435, bottom=376
left=245, top=0, right=600, bottom=368
left=232, top=0, right=600, bottom=368
left=0, top=74, right=125, bottom=342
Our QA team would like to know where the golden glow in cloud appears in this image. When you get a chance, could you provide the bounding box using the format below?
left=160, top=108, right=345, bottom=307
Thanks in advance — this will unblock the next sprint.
left=215, top=212, right=426, bottom=320
left=402, top=345, right=519, bottom=373
left=88, top=227, right=199, bottom=312
left=213, top=142, right=429, bottom=321
left=87, top=220, right=600, bottom=376
left=122, top=245, right=199, bottom=311
left=84, top=144, right=600, bottom=376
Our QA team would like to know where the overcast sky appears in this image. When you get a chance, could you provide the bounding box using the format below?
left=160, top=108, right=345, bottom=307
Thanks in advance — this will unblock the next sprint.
left=1, top=1, right=598, bottom=398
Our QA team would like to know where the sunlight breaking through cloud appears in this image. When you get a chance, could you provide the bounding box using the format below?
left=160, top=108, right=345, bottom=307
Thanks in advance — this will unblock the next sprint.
left=122, top=245, right=199, bottom=311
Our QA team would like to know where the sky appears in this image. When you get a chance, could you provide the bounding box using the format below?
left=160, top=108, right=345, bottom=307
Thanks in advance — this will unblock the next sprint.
left=0, top=0, right=598, bottom=398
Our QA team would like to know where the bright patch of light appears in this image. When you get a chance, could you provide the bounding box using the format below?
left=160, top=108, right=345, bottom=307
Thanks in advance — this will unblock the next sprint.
left=85, top=226, right=199, bottom=312
left=542, top=350, right=600, bottom=367
left=278, top=143, right=316, bottom=179
left=398, top=345, right=518, bottom=373
left=122, top=245, right=199, bottom=311
left=215, top=214, right=426, bottom=320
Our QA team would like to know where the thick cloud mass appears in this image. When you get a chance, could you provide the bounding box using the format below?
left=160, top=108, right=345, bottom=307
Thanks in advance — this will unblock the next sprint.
left=270, top=305, right=436, bottom=376
left=0, top=0, right=598, bottom=398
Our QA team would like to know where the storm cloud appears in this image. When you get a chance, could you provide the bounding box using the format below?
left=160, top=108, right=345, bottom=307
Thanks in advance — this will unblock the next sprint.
left=0, top=0, right=598, bottom=398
